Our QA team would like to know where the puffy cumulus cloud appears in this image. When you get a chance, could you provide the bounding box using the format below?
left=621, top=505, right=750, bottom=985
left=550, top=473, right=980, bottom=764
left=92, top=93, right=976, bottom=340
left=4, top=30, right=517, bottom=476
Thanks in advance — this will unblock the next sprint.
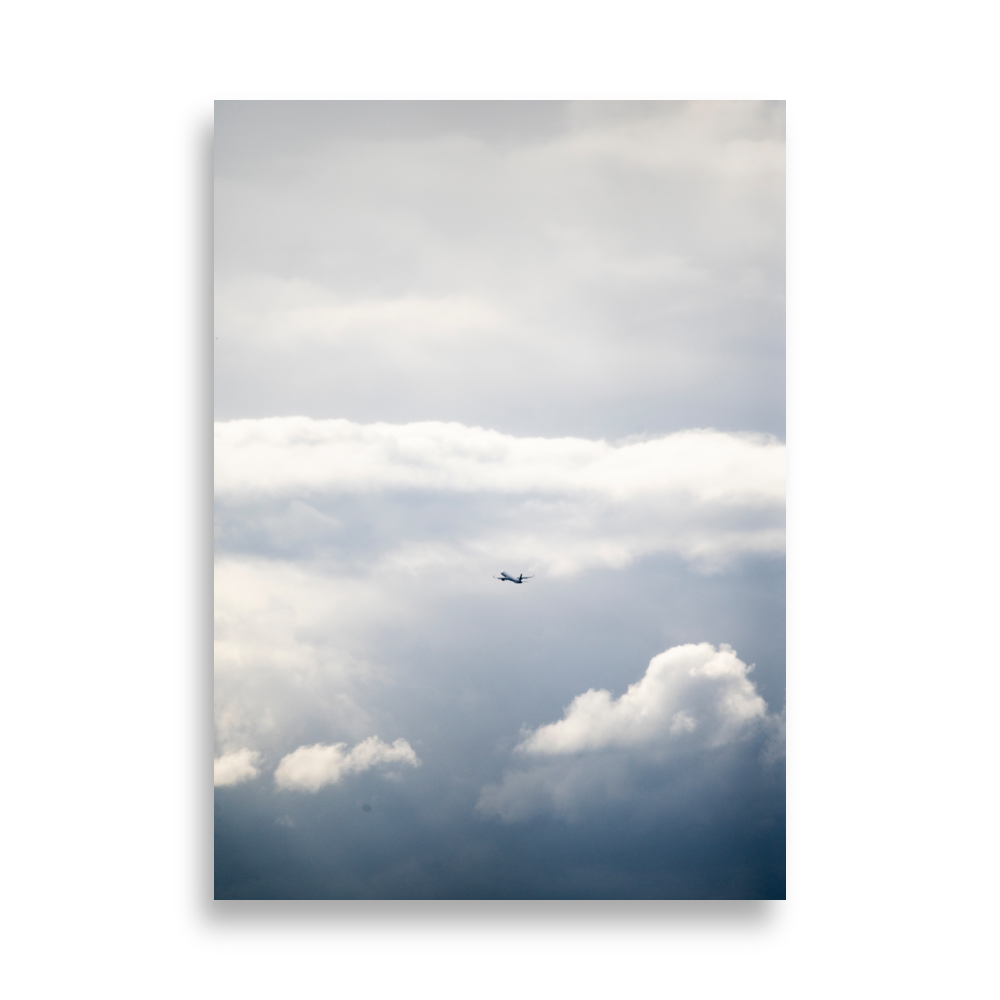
left=519, top=642, right=766, bottom=755
left=214, top=749, right=261, bottom=787
left=477, top=643, right=780, bottom=822
left=274, top=737, right=420, bottom=792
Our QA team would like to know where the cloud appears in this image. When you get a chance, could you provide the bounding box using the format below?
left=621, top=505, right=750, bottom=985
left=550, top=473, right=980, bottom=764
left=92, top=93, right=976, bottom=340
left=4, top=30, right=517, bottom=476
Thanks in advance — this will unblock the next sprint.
left=215, top=418, right=784, bottom=574
left=477, top=643, right=779, bottom=822
left=215, top=102, right=784, bottom=439
left=213, top=103, right=786, bottom=897
left=213, top=556, right=392, bottom=757
left=519, top=642, right=767, bottom=754
left=216, top=418, right=783, bottom=501
left=563, top=100, right=785, bottom=172
left=214, top=748, right=261, bottom=787
left=217, top=280, right=503, bottom=350
left=274, top=736, right=420, bottom=792
left=212, top=414, right=785, bottom=785
left=762, top=707, right=787, bottom=765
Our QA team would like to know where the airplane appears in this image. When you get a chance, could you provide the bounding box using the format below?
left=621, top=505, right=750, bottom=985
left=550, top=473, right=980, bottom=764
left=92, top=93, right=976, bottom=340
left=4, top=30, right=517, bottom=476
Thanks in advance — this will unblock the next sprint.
left=494, top=572, right=534, bottom=584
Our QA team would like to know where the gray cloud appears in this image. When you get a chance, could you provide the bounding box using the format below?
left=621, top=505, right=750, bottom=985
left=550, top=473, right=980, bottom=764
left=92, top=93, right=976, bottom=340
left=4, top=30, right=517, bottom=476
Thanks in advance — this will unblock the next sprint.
left=215, top=100, right=784, bottom=440
left=214, top=101, right=785, bottom=899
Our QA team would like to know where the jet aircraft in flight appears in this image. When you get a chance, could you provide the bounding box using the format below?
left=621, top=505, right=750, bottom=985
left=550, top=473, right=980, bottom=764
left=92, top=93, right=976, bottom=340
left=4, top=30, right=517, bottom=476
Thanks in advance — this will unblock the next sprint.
left=494, top=572, right=534, bottom=584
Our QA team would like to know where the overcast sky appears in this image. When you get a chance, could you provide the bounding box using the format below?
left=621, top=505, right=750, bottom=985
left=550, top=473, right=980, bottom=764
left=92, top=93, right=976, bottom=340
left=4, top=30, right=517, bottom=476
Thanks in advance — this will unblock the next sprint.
left=214, top=101, right=785, bottom=899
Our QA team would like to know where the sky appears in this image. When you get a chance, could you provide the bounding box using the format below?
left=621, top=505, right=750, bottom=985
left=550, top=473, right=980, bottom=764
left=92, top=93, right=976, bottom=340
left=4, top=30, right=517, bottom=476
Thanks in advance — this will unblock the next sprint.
left=214, top=100, right=785, bottom=899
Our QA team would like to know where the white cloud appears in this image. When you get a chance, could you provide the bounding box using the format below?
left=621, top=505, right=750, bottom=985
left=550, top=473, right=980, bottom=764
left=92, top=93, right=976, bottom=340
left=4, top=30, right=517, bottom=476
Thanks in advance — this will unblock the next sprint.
left=213, top=557, right=391, bottom=782
left=214, top=748, right=261, bottom=787
left=518, top=642, right=767, bottom=755
left=215, top=418, right=784, bottom=573
left=477, top=643, right=777, bottom=822
left=216, top=418, right=784, bottom=502
left=213, top=421, right=784, bottom=770
left=274, top=736, right=420, bottom=792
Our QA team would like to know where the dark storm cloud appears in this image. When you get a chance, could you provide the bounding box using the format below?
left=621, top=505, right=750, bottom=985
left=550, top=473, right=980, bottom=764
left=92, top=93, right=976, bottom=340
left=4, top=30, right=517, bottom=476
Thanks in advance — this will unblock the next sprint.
left=215, top=717, right=784, bottom=900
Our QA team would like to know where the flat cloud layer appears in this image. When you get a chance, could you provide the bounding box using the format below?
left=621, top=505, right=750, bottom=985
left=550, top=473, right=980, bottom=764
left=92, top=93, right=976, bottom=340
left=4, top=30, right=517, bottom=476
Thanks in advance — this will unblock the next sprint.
left=274, top=737, right=420, bottom=792
left=216, top=418, right=784, bottom=500
left=215, top=101, right=784, bottom=440
left=215, top=417, right=784, bottom=574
